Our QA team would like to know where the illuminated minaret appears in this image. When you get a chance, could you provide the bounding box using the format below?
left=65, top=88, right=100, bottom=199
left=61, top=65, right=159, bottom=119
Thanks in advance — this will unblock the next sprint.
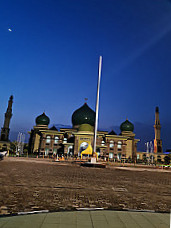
left=154, top=107, right=162, bottom=153
left=0, top=95, right=13, bottom=141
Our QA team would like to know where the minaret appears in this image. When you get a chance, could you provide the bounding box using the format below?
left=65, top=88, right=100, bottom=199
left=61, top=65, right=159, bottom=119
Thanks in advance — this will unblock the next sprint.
left=154, top=107, right=162, bottom=153
left=0, top=95, right=13, bottom=141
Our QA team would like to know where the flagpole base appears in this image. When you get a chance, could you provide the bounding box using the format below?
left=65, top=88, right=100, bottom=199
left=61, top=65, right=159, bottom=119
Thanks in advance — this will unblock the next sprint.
left=91, top=152, right=97, bottom=163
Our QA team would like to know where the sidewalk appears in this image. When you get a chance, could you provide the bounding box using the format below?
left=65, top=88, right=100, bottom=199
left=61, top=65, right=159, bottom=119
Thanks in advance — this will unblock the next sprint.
left=0, top=210, right=169, bottom=228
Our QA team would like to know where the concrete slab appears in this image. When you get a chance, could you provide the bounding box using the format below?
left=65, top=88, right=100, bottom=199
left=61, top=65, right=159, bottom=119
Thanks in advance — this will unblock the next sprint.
left=0, top=210, right=169, bottom=228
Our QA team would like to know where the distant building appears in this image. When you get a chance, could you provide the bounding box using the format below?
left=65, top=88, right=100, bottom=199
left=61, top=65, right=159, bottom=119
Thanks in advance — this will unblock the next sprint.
left=137, top=107, right=170, bottom=163
left=0, top=95, right=13, bottom=151
left=28, top=102, right=139, bottom=161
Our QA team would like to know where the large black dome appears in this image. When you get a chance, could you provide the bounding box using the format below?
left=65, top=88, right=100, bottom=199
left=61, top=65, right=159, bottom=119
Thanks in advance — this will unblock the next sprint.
left=72, top=103, right=95, bottom=127
left=35, top=112, right=50, bottom=125
left=120, top=119, right=134, bottom=132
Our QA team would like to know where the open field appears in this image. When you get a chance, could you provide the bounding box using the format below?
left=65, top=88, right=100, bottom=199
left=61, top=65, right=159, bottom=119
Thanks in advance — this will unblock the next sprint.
left=0, top=157, right=170, bottom=214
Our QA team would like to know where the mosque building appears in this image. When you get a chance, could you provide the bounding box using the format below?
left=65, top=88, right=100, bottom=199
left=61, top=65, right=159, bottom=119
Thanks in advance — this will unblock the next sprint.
left=0, top=95, right=168, bottom=163
left=28, top=101, right=140, bottom=161
left=0, top=95, right=13, bottom=151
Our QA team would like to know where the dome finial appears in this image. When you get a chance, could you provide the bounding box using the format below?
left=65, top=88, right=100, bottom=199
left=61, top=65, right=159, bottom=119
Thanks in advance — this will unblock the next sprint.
left=84, top=98, right=88, bottom=104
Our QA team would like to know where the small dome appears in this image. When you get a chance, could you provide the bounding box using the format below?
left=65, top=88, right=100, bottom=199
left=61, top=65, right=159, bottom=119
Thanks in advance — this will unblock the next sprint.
left=120, top=119, right=134, bottom=132
left=78, top=124, right=94, bottom=132
left=36, top=112, right=50, bottom=125
left=108, top=130, right=117, bottom=135
left=72, top=103, right=95, bottom=127
left=49, top=125, right=58, bottom=131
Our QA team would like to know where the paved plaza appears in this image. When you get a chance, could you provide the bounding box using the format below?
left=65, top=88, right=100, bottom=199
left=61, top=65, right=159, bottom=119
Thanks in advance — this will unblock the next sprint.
left=0, top=210, right=170, bottom=228
left=0, top=158, right=170, bottom=227
left=0, top=158, right=170, bottom=214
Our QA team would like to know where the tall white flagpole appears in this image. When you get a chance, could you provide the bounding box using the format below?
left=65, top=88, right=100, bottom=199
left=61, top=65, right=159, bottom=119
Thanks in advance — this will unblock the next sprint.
left=93, top=56, right=102, bottom=157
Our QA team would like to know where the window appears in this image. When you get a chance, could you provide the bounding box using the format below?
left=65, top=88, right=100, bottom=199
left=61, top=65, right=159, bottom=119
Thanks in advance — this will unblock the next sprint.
left=54, top=136, right=59, bottom=144
left=63, top=138, right=67, bottom=143
left=109, top=153, right=113, bottom=159
left=96, top=148, right=100, bottom=157
left=117, top=141, right=122, bottom=150
left=46, top=136, right=51, bottom=144
left=117, top=153, right=121, bottom=160
left=68, top=146, right=73, bottom=156
left=101, top=140, right=105, bottom=146
left=53, top=148, right=57, bottom=154
left=45, top=148, right=49, bottom=156
left=110, top=140, right=114, bottom=148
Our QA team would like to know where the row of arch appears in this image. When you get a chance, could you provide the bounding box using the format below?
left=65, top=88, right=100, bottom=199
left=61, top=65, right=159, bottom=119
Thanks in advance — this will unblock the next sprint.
left=109, top=140, right=122, bottom=149
left=45, top=136, right=123, bottom=149
left=45, top=134, right=74, bottom=144
left=46, top=135, right=59, bottom=144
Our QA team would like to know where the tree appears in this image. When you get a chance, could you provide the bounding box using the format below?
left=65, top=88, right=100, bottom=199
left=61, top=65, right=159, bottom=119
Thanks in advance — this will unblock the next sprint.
left=23, top=143, right=29, bottom=154
left=142, top=154, right=147, bottom=164
left=164, top=156, right=170, bottom=165
left=10, top=141, right=18, bottom=153
left=157, top=155, right=162, bottom=163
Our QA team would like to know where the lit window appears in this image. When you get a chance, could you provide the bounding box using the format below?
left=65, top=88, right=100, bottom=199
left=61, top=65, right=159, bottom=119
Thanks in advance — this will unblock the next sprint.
left=101, top=140, right=105, bottom=146
left=63, top=138, right=67, bottom=143
left=117, top=153, right=121, bottom=160
left=117, top=141, right=122, bottom=149
left=68, top=146, right=73, bottom=155
left=53, top=148, right=57, bottom=154
left=110, top=140, right=114, bottom=148
left=45, top=148, right=49, bottom=156
left=54, top=136, right=59, bottom=144
left=109, top=153, right=113, bottom=159
left=46, top=136, right=51, bottom=144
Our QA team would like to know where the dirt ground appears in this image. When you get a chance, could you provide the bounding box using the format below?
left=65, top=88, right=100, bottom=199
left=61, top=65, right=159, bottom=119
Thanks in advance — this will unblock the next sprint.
left=0, top=157, right=170, bottom=214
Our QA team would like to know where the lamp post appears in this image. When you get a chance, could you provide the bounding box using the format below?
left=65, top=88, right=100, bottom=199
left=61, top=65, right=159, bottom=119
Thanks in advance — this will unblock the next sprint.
left=145, top=142, right=150, bottom=164
left=145, top=141, right=154, bottom=165
left=150, top=141, right=154, bottom=164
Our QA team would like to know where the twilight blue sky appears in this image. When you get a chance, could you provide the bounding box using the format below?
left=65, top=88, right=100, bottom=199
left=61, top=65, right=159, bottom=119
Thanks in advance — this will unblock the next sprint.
left=0, top=0, right=171, bottom=151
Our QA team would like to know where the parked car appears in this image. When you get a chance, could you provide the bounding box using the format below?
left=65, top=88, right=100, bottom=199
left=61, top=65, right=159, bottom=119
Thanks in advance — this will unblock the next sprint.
left=0, top=151, right=7, bottom=160
left=0, top=153, right=4, bottom=161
